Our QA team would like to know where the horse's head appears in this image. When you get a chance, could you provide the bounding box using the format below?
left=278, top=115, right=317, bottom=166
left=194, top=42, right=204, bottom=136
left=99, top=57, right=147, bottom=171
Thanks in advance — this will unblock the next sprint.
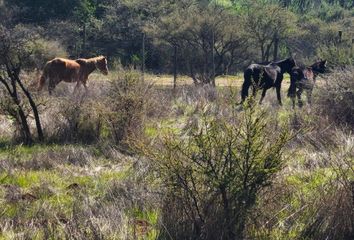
left=95, top=56, right=109, bottom=75
left=311, top=59, right=327, bottom=74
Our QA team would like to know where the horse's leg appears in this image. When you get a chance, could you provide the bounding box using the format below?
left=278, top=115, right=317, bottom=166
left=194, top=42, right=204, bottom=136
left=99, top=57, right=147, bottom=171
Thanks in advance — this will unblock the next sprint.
left=288, top=75, right=297, bottom=109
left=241, top=83, right=247, bottom=103
left=252, top=85, right=257, bottom=97
left=38, top=74, right=46, bottom=92
left=241, top=70, right=252, bottom=103
left=291, top=93, right=296, bottom=109
left=83, top=78, right=89, bottom=93
left=275, top=75, right=283, bottom=106
left=83, top=82, right=89, bottom=97
left=48, top=77, right=56, bottom=95
left=252, top=73, right=260, bottom=98
left=259, top=88, right=267, bottom=104
left=276, top=85, right=282, bottom=106
left=306, top=89, right=312, bottom=105
left=296, top=87, right=303, bottom=108
left=73, top=81, right=81, bottom=95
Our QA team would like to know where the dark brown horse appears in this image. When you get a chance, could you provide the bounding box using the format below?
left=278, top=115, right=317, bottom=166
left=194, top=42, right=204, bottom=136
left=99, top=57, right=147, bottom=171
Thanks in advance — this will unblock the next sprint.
left=38, top=56, right=108, bottom=94
left=288, top=60, right=327, bottom=108
left=241, top=57, right=296, bottom=105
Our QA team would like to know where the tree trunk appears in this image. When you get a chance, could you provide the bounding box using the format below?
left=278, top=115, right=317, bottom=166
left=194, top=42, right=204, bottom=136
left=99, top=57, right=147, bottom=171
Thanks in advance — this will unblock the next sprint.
left=221, top=187, right=235, bottom=240
left=82, top=23, right=87, bottom=57
left=211, top=29, right=216, bottom=87
left=17, top=104, right=33, bottom=145
left=173, top=45, right=177, bottom=93
left=261, top=44, right=265, bottom=62
left=142, top=33, right=145, bottom=82
left=273, top=32, right=279, bottom=61
left=15, top=75, right=44, bottom=141
left=0, top=77, right=33, bottom=145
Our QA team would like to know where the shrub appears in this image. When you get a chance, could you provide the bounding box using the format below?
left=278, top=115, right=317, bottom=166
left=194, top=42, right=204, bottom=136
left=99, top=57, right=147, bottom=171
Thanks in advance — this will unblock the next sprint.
left=141, top=100, right=293, bottom=240
left=26, top=38, right=67, bottom=69
left=248, top=130, right=354, bottom=240
left=299, top=132, right=354, bottom=240
left=314, top=67, right=354, bottom=127
left=104, top=69, right=149, bottom=146
left=49, top=97, right=103, bottom=144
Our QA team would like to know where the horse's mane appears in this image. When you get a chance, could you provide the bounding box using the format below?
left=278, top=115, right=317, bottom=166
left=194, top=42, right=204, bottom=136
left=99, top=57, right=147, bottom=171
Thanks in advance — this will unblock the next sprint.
left=90, top=56, right=106, bottom=61
left=272, top=57, right=294, bottom=64
left=77, top=56, right=106, bottom=63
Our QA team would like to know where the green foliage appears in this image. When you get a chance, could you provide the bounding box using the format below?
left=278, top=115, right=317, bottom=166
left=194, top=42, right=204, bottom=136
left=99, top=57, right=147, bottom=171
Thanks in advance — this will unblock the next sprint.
left=6, top=0, right=101, bottom=23
left=314, top=67, right=354, bottom=126
left=104, top=69, right=148, bottom=145
left=7, top=0, right=80, bottom=23
left=146, top=1, right=249, bottom=84
left=241, top=1, right=297, bottom=61
left=3, top=0, right=354, bottom=71
left=0, top=144, right=142, bottom=239
left=26, top=38, right=68, bottom=69
left=317, top=35, right=354, bottom=66
left=248, top=131, right=354, bottom=240
left=73, top=0, right=96, bottom=24
left=53, top=98, right=104, bottom=144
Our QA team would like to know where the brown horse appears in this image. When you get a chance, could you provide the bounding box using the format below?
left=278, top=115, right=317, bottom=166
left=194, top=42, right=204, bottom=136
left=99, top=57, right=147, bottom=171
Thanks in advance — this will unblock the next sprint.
left=288, top=60, right=327, bottom=108
left=38, top=56, right=108, bottom=94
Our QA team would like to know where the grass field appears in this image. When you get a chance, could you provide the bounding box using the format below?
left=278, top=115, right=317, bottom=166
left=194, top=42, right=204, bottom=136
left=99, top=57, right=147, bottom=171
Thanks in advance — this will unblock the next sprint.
left=0, top=69, right=352, bottom=239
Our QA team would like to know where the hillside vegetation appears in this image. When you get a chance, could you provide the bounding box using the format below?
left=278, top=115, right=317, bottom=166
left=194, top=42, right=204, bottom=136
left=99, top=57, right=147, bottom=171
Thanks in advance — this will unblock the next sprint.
left=0, top=0, right=353, bottom=239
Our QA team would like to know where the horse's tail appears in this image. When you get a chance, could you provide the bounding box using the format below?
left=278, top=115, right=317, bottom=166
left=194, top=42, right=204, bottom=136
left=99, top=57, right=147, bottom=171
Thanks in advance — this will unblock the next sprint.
left=38, top=64, right=49, bottom=91
left=288, top=70, right=298, bottom=98
left=241, top=68, right=253, bottom=102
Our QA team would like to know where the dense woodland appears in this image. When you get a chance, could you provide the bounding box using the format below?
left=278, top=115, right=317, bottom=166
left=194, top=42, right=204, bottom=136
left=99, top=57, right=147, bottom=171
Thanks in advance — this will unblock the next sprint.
left=1, top=0, right=354, bottom=83
left=0, top=1, right=353, bottom=240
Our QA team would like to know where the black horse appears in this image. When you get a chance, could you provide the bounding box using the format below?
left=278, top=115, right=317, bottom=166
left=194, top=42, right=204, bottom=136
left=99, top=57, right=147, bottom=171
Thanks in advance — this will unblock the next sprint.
left=288, top=60, right=327, bottom=108
left=241, top=57, right=296, bottom=105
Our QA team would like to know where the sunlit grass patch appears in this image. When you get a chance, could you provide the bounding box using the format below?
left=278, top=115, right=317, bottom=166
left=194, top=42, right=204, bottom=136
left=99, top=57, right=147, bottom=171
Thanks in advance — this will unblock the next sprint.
left=128, top=207, right=160, bottom=240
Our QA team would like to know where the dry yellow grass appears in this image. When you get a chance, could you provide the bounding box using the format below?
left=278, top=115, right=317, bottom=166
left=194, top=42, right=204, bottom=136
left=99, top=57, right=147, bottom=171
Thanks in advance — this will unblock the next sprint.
left=145, top=74, right=243, bottom=87
left=144, top=73, right=292, bottom=88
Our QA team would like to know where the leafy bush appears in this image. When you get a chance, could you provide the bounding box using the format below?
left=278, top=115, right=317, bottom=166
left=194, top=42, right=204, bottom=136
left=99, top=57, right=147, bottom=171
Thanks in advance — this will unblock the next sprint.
left=314, top=68, right=354, bottom=127
left=26, top=38, right=67, bottom=69
left=318, top=45, right=353, bottom=67
left=142, top=100, right=293, bottom=239
left=104, top=70, right=149, bottom=146
left=49, top=97, right=103, bottom=144
left=248, top=130, right=353, bottom=240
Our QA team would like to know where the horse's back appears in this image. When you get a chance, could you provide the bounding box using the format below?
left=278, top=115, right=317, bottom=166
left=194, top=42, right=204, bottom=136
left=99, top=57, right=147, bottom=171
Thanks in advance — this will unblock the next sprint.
left=263, top=66, right=278, bottom=80
left=246, top=64, right=263, bottom=71
left=50, top=58, right=80, bottom=70
left=44, top=57, right=80, bottom=82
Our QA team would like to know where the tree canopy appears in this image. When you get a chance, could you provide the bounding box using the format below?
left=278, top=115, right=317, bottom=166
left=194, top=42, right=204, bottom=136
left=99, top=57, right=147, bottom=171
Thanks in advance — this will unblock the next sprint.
left=1, top=0, right=353, bottom=82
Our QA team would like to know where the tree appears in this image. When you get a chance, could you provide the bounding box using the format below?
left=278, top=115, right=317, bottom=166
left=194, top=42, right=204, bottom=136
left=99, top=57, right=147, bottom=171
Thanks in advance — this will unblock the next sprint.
left=5, top=0, right=79, bottom=23
left=146, top=1, right=249, bottom=85
left=241, top=1, right=297, bottom=62
left=0, top=25, right=44, bottom=144
left=73, top=0, right=97, bottom=57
